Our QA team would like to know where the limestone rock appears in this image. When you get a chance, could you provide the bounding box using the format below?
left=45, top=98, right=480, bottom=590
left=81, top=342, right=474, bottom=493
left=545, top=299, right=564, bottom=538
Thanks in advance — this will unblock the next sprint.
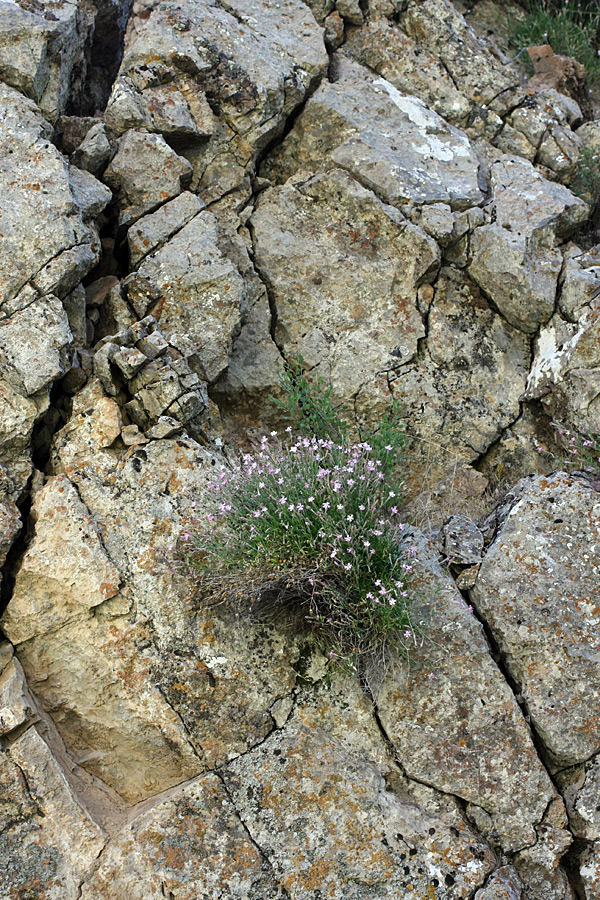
left=471, top=472, right=600, bottom=768
left=263, top=58, right=484, bottom=212
left=469, top=156, right=588, bottom=333
left=71, top=122, right=112, bottom=176
left=390, top=267, right=530, bottom=493
left=0, top=0, right=81, bottom=122
left=4, top=381, right=300, bottom=803
left=106, top=0, right=328, bottom=203
left=527, top=45, right=591, bottom=121
left=0, top=656, right=34, bottom=736
left=128, top=211, right=246, bottom=383
left=222, top=717, right=496, bottom=898
left=0, top=726, right=106, bottom=900
left=79, top=774, right=286, bottom=899
left=400, top=0, right=523, bottom=120
left=1, top=474, right=122, bottom=645
left=580, top=841, right=600, bottom=899
left=344, top=20, right=472, bottom=127
left=556, top=755, right=600, bottom=840
left=376, top=535, right=556, bottom=854
left=0, top=83, right=107, bottom=315
left=127, top=191, right=205, bottom=267
left=103, top=131, right=193, bottom=229
left=474, top=867, right=524, bottom=900
left=251, top=168, right=439, bottom=422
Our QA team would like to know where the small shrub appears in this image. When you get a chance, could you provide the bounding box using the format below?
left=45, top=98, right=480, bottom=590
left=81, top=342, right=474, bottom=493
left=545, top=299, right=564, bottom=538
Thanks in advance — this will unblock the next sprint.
left=548, top=421, right=600, bottom=471
left=510, top=0, right=600, bottom=83
left=571, top=146, right=600, bottom=208
left=185, top=361, right=417, bottom=668
left=184, top=432, right=418, bottom=665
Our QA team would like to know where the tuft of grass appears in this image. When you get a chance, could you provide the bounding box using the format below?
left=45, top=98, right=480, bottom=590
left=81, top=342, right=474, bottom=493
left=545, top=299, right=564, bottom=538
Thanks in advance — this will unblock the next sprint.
left=184, top=359, right=419, bottom=669
left=510, top=0, right=600, bottom=84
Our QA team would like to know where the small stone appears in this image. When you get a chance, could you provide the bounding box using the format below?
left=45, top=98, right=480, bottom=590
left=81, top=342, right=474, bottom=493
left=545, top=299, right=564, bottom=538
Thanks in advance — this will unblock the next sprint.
left=121, top=424, right=148, bottom=446
left=137, top=332, right=169, bottom=360
left=455, top=565, right=481, bottom=591
left=145, top=416, right=184, bottom=440
left=112, top=346, right=148, bottom=379
left=324, top=11, right=344, bottom=51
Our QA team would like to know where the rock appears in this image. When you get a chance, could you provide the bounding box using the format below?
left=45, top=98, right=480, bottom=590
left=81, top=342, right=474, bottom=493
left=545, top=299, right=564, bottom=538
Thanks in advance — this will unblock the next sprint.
left=390, top=267, right=530, bottom=494
left=336, top=0, right=362, bottom=24
left=471, top=472, right=600, bottom=768
left=58, top=116, right=103, bottom=155
left=0, top=83, right=107, bottom=315
left=527, top=45, right=591, bottom=121
left=344, top=20, right=472, bottom=127
left=222, top=716, right=497, bottom=897
left=1, top=380, right=300, bottom=804
left=580, top=841, right=600, bottom=899
left=1, top=475, right=122, bottom=645
left=556, top=756, right=600, bottom=840
left=0, top=0, right=81, bottom=122
left=103, top=131, right=193, bottom=229
left=0, top=496, right=20, bottom=568
left=0, top=656, right=34, bottom=736
left=145, top=416, right=183, bottom=440
left=129, top=211, right=246, bottom=383
left=71, top=123, right=112, bottom=176
left=376, top=535, right=557, bottom=854
left=324, top=10, right=344, bottom=51
left=79, top=773, right=286, bottom=899
left=400, top=0, right=523, bottom=121
left=443, top=515, right=484, bottom=565
left=474, top=867, right=524, bottom=900
left=127, top=191, right=205, bottom=267
left=524, top=279, right=600, bottom=437
left=0, top=296, right=73, bottom=500
left=85, top=276, right=120, bottom=309
left=263, top=58, right=484, bottom=212
left=106, top=0, right=328, bottom=204
left=251, top=168, right=439, bottom=422
left=0, top=725, right=106, bottom=900
left=469, top=156, right=588, bottom=333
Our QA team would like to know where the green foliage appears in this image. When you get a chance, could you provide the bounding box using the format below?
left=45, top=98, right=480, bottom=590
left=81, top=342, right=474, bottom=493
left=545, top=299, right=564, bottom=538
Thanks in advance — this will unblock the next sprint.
left=270, top=354, right=349, bottom=442
left=185, top=362, right=416, bottom=669
left=571, top=146, right=600, bottom=209
left=510, top=0, right=600, bottom=83
left=549, top=422, right=600, bottom=471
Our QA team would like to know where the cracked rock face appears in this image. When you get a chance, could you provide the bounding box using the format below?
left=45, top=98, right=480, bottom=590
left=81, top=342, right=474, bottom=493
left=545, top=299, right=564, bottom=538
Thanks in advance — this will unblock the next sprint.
left=1, top=0, right=600, bottom=895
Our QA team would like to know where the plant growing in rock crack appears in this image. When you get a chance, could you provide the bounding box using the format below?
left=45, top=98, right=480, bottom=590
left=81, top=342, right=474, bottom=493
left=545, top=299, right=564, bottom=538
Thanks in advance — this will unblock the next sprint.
left=544, top=421, right=600, bottom=473
left=510, top=0, right=600, bottom=83
left=571, top=146, right=600, bottom=213
left=183, top=360, right=419, bottom=670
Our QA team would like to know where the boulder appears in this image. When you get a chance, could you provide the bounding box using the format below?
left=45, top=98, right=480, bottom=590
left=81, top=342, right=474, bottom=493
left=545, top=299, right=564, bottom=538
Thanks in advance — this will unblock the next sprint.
left=471, top=472, right=600, bottom=769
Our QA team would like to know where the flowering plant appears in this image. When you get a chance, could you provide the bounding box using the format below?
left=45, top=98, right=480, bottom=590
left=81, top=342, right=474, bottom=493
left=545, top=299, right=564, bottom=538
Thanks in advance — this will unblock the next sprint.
left=549, top=422, right=600, bottom=471
left=184, top=428, right=418, bottom=664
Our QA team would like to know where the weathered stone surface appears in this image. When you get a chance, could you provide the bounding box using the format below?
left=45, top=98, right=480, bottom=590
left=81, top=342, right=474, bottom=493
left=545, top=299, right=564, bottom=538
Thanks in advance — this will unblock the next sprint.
left=344, top=20, right=472, bottom=127
left=0, top=726, right=106, bottom=900
left=128, top=211, right=246, bottom=383
left=400, top=0, right=523, bottom=121
left=390, top=267, right=530, bottom=491
left=0, top=83, right=107, bottom=314
left=127, top=191, right=205, bottom=266
left=557, top=754, right=600, bottom=840
left=222, top=716, right=496, bottom=898
left=1, top=474, right=122, bottom=644
left=0, top=0, right=81, bottom=122
left=0, top=295, right=73, bottom=500
left=525, top=251, right=600, bottom=435
left=471, top=472, right=600, bottom=768
left=107, top=0, right=328, bottom=203
left=0, top=495, right=20, bottom=567
left=103, top=131, right=193, bottom=229
left=475, top=867, right=524, bottom=900
left=264, top=58, right=484, bottom=212
left=376, top=536, right=556, bottom=854
left=0, top=655, right=33, bottom=736
left=469, top=156, right=588, bottom=333
left=527, top=45, right=591, bottom=121
left=79, top=773, right=285, bottom=899
left=251, top=168, right=439, bottom=421
left=580, top=841, right=600, bottom=899
left=2, top=381, right=299, bottom=804
left=71, top=122, right=112, bottom=176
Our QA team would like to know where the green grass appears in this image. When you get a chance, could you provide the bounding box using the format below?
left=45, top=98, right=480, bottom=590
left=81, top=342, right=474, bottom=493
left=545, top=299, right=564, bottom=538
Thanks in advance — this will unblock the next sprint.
left=511, top=0, right=600, bottom=84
